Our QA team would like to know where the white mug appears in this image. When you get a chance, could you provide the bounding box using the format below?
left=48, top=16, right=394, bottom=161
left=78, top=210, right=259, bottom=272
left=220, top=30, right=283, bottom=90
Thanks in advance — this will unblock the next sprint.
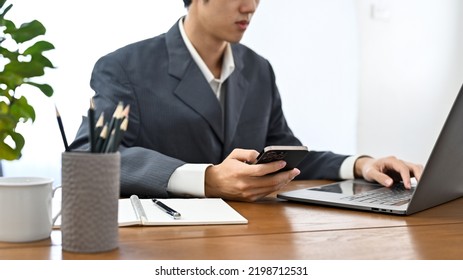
left=0, top=177, right=60, bottom=242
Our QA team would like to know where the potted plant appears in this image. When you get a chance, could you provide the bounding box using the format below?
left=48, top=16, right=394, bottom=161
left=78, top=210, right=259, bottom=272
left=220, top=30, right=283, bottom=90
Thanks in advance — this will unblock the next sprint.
left=0, top=0, right=54, bottom=161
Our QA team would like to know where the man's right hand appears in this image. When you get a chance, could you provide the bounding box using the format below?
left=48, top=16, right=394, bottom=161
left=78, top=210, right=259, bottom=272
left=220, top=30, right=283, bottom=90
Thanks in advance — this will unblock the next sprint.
left=204, top=148, right=301, bottom=202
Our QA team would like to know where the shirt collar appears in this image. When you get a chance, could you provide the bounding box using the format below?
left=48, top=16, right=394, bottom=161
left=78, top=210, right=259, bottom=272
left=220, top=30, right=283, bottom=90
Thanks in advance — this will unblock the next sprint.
left=178, top=18, right=235, bottom=84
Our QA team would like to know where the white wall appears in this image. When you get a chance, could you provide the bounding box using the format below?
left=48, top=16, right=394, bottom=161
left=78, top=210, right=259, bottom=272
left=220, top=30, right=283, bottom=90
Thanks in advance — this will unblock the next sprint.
left=356, top=0, right=463, bottom=164
left=243, top=0, right=359, bottom=155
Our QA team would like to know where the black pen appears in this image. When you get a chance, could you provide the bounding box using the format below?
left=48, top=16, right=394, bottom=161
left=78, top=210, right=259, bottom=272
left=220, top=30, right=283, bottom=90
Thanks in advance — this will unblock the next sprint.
left=152, top=199, right=181, bottom=219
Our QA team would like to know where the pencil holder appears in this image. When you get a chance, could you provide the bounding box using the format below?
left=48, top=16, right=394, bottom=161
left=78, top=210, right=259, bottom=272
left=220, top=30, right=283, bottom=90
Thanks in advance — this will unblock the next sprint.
left=61, top=152, right=120, bottom=253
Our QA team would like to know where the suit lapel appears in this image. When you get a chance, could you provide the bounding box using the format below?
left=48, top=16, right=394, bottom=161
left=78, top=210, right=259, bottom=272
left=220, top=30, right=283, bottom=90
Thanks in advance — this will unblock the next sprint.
left=166, top=21, right=224, bottom=143
left=174, top=66, right=224, bottom=143
left=224, top=63, right=248, bottom=148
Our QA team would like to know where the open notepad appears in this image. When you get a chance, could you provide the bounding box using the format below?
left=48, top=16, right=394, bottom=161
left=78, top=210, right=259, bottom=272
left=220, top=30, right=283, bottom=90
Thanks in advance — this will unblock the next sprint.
left=53, top=194, right=247, bottom=228
left=119, top=195, right=247, bottom=226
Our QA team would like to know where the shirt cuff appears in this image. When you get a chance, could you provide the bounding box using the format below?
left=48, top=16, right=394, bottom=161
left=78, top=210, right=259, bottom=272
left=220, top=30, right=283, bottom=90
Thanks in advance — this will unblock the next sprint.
left=167, top=163, right=211, bottom=197
left=339, top=155, right=361, bottom=179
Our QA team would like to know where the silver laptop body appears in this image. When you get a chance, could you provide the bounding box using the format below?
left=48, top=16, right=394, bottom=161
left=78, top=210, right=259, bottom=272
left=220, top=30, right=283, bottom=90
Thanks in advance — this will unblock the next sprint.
left=278, top=83, right=463, bottom=215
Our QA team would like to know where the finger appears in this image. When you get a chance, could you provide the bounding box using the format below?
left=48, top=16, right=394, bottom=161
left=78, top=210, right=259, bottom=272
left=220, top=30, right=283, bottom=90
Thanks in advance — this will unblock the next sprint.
left=377, top=161, right=409, bottom=188
left=248, top=160, right=289, bottom=176
left=396, top=162, right=412, bottom=189
left=228, top=148, right=260, bottom=163
left=367, top=168, right=394, bottom=187
left=240, top=169, right=300, bottom=201
left=250, top=168, right=301, bottom=189
left=230, top=148, right=290, bottom=176
left=386, top=159, right=421, bottom=189
left=406, top=162, right=424, bottom=181
left=232, top=178, right=281, bottom=201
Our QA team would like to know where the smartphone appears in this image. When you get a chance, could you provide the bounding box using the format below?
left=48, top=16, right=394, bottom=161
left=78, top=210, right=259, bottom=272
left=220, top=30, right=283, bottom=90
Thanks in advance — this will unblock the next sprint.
left=255, top=145, right=309, bottom=172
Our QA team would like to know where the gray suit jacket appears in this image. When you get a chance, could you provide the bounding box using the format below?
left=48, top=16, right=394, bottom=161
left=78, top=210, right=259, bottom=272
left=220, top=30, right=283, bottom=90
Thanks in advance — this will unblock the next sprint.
left=70, top=21, right=349, bottom=198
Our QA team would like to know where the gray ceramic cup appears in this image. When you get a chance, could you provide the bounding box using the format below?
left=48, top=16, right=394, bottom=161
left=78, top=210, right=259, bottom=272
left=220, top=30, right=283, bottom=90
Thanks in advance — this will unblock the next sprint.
left=61, top=152, right=120, bottom=253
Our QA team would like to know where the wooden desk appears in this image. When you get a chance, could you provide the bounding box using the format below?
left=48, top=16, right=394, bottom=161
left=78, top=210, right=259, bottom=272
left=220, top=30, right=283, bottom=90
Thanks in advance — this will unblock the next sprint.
left=1, top=180, right=463, bottom=260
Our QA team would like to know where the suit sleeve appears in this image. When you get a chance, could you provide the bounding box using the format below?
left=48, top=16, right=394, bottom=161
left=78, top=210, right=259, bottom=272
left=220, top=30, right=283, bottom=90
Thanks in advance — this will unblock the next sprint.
left=69, top=54, right=184, bottom=198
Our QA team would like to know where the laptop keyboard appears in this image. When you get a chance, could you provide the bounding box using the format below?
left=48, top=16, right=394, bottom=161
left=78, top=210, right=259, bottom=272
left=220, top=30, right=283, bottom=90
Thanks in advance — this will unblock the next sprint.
left=340, top=183, right=414, bottom=206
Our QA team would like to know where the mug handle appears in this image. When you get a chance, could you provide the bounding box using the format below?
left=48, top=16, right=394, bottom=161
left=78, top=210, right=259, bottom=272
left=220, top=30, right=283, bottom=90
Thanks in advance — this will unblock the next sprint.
left=52, top=186, right=62, bottom=226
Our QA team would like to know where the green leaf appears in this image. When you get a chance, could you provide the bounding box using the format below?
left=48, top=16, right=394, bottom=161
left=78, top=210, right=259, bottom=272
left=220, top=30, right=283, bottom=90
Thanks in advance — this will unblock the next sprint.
left=31, top=53, right=54, bottom=68
left=0, top=2, right=12, bottom=19
left=0, top=141, right=19, bottom=160
left=0, top=89, right=12, bottom=100
left=0, top=130, right=23, bottom=160
left=23, top=40, right=55, bottom=55
left=9, top=95, right=35, bottom=122
left=9, top=129, right=24, bottom=147
left=25, top=81, right=53, bottom=97
left=9, top=20, right=45, bottom=43
left=4, top=60, right=45, bottom=78
left=0, top=102, right=9, bottom=115
left=0, top=70, right=22, bottom=89
left=0, top=111, right=16, bottom=130
left=0, top=45, right=18, bottom=61
left=1, top=18, right=15, bottom=33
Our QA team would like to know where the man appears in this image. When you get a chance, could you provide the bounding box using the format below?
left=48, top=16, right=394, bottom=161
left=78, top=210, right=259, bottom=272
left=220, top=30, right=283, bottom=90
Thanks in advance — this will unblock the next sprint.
left=70, top=0, right=423, bottom=201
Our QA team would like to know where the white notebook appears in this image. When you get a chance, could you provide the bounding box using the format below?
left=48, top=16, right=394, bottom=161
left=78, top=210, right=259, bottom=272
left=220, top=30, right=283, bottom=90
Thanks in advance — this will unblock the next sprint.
left=53, top=194, right=247, bottom=228
left=119, top=195, right=248, bottom=226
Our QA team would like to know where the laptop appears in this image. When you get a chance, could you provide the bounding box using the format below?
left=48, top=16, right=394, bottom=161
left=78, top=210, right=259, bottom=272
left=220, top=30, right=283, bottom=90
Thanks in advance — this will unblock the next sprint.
left=277, top=83, right=463, bottom=215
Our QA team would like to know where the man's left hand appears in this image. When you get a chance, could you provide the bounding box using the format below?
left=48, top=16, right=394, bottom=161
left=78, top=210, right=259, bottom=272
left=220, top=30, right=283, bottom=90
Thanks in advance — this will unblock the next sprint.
left=354, top=156, right=424, bottom=189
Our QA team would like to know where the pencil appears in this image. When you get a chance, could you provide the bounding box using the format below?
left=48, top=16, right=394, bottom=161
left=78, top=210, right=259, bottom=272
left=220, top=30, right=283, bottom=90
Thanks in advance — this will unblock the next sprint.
left=55, top=105, right=69, bottom=152
left=122, top=104, right=130, bottom=121
left=107, top=102, right=124, bottom=135
left=101, top=102, right=123, bottom=152
left=95, top=123, right=109, bottom=153
left=104, top=129, right=116, bottom=153
left=94, top=112, right=104, bottom=146
left=110, top=117, right=128, bottom=153
left=88, top=98, right=96, bottom=153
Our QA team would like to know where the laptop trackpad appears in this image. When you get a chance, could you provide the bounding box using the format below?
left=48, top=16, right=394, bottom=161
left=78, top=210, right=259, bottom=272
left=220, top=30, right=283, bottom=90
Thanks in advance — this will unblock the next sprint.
left=307, top=181, right=384, bottom=197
